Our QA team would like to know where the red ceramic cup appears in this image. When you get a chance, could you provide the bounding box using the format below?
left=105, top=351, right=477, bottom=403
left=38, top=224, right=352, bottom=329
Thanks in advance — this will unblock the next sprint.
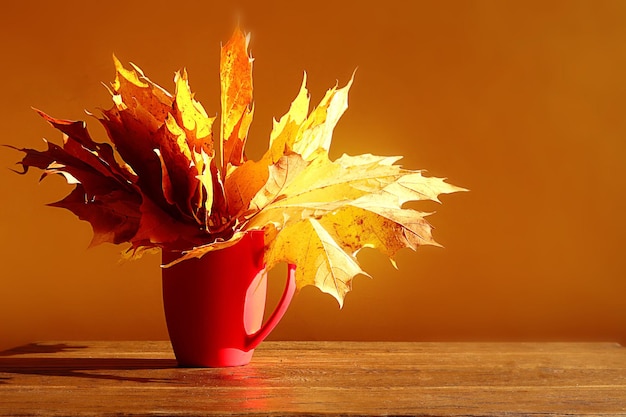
left=161, top=230, right=296, bottom=367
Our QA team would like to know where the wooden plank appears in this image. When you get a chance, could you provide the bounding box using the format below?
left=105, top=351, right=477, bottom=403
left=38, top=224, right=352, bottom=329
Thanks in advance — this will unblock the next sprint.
left=0, top=341, right=625, bottom=416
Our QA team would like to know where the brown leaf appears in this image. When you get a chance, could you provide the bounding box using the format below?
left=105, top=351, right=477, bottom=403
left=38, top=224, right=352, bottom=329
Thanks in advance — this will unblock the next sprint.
left=153, top=114, right=199, bottom=222
left=12, top=111, right=144, bottom=247
left=99, top=102, right=168, bottom=211
left=130, top=195, right=205, bottom=251
left=13, top=138, right=131, bottom=200
left=34, top=109, right=131, bottom=183
left=50, top=185, right=141, bottom=247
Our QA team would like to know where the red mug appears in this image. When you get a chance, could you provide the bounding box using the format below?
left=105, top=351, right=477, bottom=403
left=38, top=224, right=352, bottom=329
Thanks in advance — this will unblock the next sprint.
left=161, top=230, right=296, bottom=367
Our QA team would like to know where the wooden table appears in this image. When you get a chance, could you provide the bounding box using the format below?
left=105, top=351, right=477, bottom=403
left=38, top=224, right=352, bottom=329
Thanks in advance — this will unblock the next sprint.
left=0, top=341, right=625, bottom=416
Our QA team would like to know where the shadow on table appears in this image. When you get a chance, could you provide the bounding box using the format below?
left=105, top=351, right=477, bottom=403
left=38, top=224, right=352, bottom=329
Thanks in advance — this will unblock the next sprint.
left=0, top=342, right=88, bottom=357
left=0, top=343, right=177, bottom=385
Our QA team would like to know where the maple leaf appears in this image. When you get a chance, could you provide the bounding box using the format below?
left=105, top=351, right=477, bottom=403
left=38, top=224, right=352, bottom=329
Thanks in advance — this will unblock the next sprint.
left=220, top=27, right=254, bottom=172
left=267, top=218, right=367, bottom=305
left=50, top=185, right=141, bottom=247
left=9, top=110, right=144, bottom=247
left=243, top=149, right=464, bottom=306
left=10, top=27, right=466, bottom=307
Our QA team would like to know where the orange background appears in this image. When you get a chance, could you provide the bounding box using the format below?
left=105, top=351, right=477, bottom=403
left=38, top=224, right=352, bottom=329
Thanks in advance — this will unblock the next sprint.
left=1, top=0, right=625, bottom=352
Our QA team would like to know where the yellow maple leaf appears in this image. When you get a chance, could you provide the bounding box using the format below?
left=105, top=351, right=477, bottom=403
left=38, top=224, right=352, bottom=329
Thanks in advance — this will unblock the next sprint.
left=267, top=218, right=367, bottom=305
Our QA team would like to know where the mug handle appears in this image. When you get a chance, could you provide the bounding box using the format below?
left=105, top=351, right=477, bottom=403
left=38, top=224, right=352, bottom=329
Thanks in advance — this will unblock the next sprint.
left=245, top=264, right=297, bottom=351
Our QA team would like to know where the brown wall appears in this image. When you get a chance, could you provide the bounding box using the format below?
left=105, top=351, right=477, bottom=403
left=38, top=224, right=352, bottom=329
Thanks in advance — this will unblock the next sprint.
left=1, top=0, right=625, bottom=351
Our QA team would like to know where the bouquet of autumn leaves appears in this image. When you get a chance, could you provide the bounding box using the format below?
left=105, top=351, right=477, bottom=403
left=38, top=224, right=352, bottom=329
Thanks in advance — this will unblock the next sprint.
left=13, top=29, right=464, bottom=307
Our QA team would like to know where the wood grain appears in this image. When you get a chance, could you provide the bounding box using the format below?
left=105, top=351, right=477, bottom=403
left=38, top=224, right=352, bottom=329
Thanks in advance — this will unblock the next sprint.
left=0, top=341, right=625, bottom=416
